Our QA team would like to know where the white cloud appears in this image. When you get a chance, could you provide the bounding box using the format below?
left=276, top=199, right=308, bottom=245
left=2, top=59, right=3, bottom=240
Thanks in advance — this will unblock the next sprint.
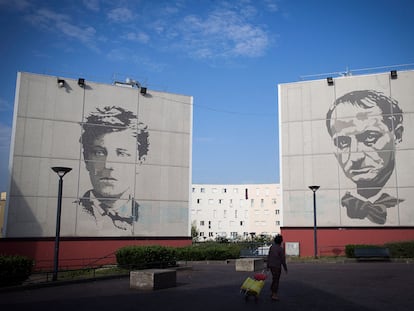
left=26, top=8, right=98, bottom=49
left=0, top=123, right=11, bottom=151
left=264, top=0, right=279, bottom=12
left=83, top=0, right=100, bottom=12
left=0, top=0, right=31, bottom=11
left=107, top=7, right=135, bottom=23
left=177, top=7, right=270, bottom=59
left=123, top=32, right=150, bottom=44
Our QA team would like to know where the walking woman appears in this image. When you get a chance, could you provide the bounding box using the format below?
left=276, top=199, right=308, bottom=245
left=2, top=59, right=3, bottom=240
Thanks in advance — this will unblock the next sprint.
left=267, top=234, right=288, bottom=301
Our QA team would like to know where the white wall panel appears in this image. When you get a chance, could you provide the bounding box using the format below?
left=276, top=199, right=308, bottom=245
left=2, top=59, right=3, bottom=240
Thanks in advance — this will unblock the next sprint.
left=5, top=72, right=192, bottom=237
left=280, top=70, right=414, bottom=227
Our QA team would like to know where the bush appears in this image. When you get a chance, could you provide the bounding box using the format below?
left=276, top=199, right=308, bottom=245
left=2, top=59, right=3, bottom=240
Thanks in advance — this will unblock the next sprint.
left=175, top=242, right=243, bottom=261
left=115, top=245, right=177, bottom=270
left=0, top=255, right=34, bottom=287
left=345, top=241, right=414, bottom=258
left=384, top=241, right=414, bottom=258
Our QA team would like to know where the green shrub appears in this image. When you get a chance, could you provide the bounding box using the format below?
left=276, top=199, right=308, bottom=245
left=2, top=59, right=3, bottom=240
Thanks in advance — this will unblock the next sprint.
left=115, top=245, right=177, bottom=269
left=0, top=255, right=34, bottom=287
left=384, top=241, right=414, bottom=258
left=175, top=242, right=243, bottom=261
left=346, top=241, right=414, bottom=258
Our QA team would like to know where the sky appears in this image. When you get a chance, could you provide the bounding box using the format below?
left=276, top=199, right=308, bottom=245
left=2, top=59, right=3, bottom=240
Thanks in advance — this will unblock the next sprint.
left=0, top=0, right=414, bottom=192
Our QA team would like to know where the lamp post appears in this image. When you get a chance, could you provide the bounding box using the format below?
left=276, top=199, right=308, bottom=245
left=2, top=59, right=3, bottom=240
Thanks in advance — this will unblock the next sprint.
left=308, top=185, right=320, bottom=258
left=51, top=166, right=72, bottom=281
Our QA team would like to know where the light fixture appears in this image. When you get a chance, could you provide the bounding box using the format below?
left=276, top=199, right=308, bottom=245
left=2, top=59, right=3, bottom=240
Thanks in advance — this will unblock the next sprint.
left=326, top=77, right=334, bottom=86
left=51, top=166, right=72, bottom=281
left=308, top=185, right=320, bottom=259
left=52, top=166, right=72, bottom=177
left=140, top=87, right=147, bottom=95
left=390, top=70, right=398, bottom=79
left=57, top=78, right=65, bottom=88
left=78, top=78, right=85, bottom=88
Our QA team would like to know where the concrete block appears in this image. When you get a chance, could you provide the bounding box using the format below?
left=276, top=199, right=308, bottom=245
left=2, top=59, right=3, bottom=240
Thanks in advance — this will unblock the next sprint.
left=235, top=258, right=264, bottom=272
left=130, top=269, right=176, bottom=290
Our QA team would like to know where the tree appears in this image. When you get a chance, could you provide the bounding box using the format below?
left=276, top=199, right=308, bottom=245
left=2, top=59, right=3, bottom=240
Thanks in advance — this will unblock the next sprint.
left=191, top=221, right=199, bottom=242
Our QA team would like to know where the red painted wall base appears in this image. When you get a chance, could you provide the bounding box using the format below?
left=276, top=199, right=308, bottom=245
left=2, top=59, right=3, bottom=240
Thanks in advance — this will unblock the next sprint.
left=281, top=227, right=414, bottom=257
left=0, top=237, right=192, bottom=270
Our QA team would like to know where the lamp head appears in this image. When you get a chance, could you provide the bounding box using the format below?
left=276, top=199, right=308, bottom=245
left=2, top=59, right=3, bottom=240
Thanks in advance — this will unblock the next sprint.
left=78, top=78, right=85, bottom=88
left=52, top=166, right=72, bottom=178
left=309, top=185, right=320, bottom=192
left=57, top=79, right=65, bottom=88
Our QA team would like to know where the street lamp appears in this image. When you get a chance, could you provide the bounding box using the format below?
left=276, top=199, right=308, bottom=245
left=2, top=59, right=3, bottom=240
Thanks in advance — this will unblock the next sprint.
left=51, top=166, right=72, bottom=281
left=308, top=185, right=320, bottom=258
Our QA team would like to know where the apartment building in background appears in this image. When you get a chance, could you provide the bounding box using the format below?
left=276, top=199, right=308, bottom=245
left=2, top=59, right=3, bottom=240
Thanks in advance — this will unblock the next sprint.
left=191, top=184, right=281, bottom=241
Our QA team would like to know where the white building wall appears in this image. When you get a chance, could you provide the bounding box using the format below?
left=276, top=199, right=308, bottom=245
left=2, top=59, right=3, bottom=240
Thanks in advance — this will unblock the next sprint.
left=190, top=184, right=282, bottom=240
left=279, top=70, right=414, bottom=227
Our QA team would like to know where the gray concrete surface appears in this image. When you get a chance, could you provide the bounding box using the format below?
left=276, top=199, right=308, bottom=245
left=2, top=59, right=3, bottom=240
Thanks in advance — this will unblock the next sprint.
left=1, top=261, right=413, bottom=311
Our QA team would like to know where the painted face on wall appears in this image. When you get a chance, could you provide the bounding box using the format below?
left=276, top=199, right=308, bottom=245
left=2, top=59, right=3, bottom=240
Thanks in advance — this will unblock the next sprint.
left=85, top=129, right=136, bottom=198
left=329, top=104, right=396, bottom=188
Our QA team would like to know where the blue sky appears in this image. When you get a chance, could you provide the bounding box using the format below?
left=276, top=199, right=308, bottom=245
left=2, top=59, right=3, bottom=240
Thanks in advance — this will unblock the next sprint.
left=0, top=0, right=414, bottom=192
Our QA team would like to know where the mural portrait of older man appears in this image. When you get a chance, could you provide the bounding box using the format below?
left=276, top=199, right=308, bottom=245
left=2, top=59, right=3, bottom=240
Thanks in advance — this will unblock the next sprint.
left=326, top=90, right=404, bottom=224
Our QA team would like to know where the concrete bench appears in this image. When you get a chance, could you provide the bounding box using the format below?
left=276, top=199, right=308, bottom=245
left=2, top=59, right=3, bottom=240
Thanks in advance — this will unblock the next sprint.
left=130, top=269, right=176, bottom=290
left=235, top=258, right=264, bottom=272
left=354, top=247, right=391, bottom=261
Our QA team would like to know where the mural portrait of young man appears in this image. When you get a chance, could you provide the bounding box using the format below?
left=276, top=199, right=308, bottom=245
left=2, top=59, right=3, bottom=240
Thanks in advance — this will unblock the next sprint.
left=326, top=90, right=404, bottom=225
left=75, top=106, right=149, bottom=235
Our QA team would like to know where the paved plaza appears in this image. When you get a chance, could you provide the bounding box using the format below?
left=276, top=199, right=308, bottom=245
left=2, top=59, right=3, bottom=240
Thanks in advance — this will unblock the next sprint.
left=1, top=261, right=413, bottom=311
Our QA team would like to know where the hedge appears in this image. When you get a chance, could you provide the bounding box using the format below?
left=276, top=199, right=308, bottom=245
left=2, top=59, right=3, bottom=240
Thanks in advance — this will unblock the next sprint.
left=0, top=255, right=34, bottom=287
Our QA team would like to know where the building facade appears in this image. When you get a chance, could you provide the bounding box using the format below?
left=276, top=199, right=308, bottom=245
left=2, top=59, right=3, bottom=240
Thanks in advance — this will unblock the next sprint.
left=1, top=72, right=193, bottom=269
left=191, top=184, right=282, bottom=240
left=279, top=69, right=414, bottom=256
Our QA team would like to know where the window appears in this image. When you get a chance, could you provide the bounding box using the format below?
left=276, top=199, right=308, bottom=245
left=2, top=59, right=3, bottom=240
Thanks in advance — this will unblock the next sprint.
left=231, top=232, right=237, bottom=238
left=201, top=188, right=205, bottom=193
left=264, top=209, right=269, bottom=215
left=275, top=209, right=280, bottom=215
left=219, top=199, right=223, bottom=204
left=200, top=221, right=205, bottom=226
left=239, top=199, right=244, bottom=207
left=222, top=188, right=227, bottom=193
left=223, top=210, right=227, bottom=218
left=197, top=199, right=201, bottom=204
left=208, top=199, right=214, bottom=205
left=240, top=221, right=244, bottom=226
left=250, top=199, right=254, bottom=207
left=192, top=187, right=195, bottom=193
left=265, top=188, right=269, bottom=196
left=256, top=188, right=260, bottom=196
left=272, top=198, right=277, bottom=204
left=199, top=232, right=204, bottom=237
left=229, top=199, right=233, bottom=207
left=213, top=210, right=217, bottom=218
left=260, top=199, right=264, bottom=207
left=218, top=221, right=222, bottom=229
left=208, top=221, right=211, bottom=229
left=212, top=188, right=218, bottom=193
left=233, top=188, right=238, bottom=193
left=276, top=220, right=280, bottom=226
left=209, top=232, right=214, bottom=237
left=234, top=210, right=238, bottom=218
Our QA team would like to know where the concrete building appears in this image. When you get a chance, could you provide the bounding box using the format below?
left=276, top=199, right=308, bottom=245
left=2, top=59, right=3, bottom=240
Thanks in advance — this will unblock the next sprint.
left=191, top=184, right=282, bottom=241
left=1, top=72, right=193, bottom=269
left=279, top=69, right=414, bottom=256
left=0, top=192, right=6, bottom=237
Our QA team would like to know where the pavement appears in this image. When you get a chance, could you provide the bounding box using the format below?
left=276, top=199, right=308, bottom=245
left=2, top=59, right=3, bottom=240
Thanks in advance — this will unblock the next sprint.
left=1, top=260, right=414, bottom=311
